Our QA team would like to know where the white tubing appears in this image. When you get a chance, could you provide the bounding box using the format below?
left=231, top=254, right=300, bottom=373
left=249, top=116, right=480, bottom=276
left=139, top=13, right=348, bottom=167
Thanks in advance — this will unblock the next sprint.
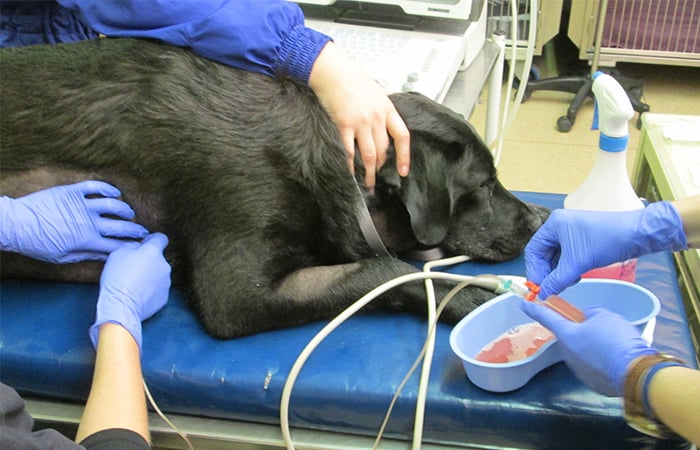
left=280, top=270, right=499, bottom=450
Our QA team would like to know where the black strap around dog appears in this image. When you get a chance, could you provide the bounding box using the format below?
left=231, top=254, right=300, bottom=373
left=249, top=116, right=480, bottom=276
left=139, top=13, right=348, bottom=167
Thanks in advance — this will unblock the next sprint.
left=353, top=181, right=448, bottom=261
left=353, top=181, right=392, bottom=258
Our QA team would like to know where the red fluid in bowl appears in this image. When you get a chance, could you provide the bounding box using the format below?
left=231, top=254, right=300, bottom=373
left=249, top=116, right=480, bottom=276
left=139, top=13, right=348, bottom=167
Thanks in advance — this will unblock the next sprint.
left=475, top=322, right=555, bottom=363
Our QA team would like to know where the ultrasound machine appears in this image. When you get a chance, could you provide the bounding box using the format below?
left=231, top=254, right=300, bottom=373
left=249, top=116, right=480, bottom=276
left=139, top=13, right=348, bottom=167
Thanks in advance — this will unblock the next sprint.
left=290, top=0, right=487, bottom=103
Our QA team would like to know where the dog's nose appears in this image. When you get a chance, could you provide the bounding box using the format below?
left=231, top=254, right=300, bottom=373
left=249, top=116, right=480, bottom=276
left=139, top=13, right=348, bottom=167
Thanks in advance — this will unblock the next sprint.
left=525, top=204, right=550, bottom=236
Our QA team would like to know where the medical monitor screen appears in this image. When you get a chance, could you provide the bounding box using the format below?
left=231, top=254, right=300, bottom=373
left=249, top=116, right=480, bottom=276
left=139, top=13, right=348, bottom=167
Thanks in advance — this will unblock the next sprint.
left=290, top=0, right=475, bottom=20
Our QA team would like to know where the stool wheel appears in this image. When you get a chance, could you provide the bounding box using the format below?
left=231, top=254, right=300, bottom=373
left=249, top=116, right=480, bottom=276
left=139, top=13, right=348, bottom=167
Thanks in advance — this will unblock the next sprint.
left=557, top=116, right=573, bottom=132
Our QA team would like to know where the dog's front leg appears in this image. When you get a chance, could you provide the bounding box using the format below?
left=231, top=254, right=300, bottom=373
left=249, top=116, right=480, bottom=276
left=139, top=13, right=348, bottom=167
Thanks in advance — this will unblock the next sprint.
left=275, top=258, right=423, bottom=312
left=191, top=255, right=496, bottom=339
left=274, top=258, right=495, bottom=327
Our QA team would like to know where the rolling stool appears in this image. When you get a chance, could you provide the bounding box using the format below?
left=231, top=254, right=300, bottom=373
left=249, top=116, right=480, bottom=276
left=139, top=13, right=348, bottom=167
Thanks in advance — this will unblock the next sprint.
left=521, top=68, right=650, bottom=132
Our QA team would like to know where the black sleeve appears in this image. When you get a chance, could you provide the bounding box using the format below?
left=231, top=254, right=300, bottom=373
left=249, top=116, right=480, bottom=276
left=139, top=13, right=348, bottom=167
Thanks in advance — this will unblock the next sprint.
left=1, top=383, right=149, bottom=450
left=79, top=429, right=150, bottom=450
left=0, top=383, right=83, bottom=450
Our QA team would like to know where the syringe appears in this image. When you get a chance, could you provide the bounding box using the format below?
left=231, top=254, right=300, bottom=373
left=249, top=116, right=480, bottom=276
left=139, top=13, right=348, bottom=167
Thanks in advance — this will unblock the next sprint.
left=504, top=279, right=586, bottom=323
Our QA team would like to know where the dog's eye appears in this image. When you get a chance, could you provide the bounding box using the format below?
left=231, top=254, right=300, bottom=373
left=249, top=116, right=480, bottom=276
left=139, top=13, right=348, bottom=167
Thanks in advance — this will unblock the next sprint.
left=479, top=178, right=493, bottom=189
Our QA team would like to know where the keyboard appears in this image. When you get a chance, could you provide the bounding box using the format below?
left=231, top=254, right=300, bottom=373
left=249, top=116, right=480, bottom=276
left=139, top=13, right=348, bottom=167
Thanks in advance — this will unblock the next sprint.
left=306, top=18, right=468, bottom=102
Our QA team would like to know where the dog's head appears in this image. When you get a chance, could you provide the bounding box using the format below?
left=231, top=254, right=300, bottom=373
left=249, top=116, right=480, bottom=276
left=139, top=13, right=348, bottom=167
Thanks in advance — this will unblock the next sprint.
left=374, top=92, right=549, bottom=262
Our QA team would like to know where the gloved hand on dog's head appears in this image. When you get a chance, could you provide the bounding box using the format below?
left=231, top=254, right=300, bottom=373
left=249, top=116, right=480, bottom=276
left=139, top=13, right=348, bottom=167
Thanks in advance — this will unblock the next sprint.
left=0, top=180, right=149, bottom=263
left=90, top=232, right=172, bottom=352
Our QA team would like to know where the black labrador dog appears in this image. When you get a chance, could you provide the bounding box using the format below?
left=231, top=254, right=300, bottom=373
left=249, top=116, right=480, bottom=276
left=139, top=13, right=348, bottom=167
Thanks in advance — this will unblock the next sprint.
left=0, top=38, right=549, bottom=339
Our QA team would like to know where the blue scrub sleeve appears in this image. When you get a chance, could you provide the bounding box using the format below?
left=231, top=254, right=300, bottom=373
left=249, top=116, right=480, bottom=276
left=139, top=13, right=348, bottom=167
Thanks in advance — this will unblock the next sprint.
left=57, top=0, right=332, bottom=84
left=0, top=2, right=100, bottom=47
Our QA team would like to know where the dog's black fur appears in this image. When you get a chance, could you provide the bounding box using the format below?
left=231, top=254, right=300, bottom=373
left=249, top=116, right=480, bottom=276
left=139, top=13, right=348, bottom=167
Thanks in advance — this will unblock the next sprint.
left=0, top=38, right=549, bottom=338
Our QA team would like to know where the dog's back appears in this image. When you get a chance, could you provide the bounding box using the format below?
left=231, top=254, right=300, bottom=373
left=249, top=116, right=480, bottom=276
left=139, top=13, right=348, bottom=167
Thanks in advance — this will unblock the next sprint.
left=1, top=38, right=367, bottom=272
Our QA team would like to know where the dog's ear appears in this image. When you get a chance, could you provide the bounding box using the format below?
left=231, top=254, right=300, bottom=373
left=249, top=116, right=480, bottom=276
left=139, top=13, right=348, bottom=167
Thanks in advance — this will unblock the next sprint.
left=401, top=174, right=451, bottom=245
left=379, top=155, right=451, bottom=246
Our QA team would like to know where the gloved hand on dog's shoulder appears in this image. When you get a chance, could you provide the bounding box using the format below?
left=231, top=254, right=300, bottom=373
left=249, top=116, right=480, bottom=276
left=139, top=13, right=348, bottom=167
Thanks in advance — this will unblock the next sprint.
left=0, top=180, right=149, bottom=263
left=90, top=232, right=171, bottom=352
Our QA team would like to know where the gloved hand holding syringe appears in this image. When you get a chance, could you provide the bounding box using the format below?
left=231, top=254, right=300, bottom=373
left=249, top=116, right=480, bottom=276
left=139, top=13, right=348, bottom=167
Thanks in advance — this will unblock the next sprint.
left=506, top=279, right=585, bottom=323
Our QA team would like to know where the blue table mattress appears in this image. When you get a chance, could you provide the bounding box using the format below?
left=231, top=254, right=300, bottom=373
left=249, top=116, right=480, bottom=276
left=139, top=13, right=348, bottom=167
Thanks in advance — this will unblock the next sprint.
left=1, top=192, right=696, bottom=449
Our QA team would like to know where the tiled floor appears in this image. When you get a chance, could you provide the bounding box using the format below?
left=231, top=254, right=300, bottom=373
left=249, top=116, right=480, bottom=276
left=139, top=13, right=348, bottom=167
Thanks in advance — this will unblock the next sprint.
left=468, top=62, right=700, bottom=195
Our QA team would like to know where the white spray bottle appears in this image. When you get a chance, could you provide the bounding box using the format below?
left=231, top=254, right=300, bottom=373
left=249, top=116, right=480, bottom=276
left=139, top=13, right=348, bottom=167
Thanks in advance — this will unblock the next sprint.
left=564, top=72, right=644, bottom=211
left=564, top=72, right=644, bottom=281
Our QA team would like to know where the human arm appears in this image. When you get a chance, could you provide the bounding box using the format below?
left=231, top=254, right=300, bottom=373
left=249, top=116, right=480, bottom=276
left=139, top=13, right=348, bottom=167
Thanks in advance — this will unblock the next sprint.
left=520, top=300, right=699, bottom=444
left=57, top=0, right=326, bottom=82
left=645, top=365, right=700, bottom=444
left=672, top=196, right=700, bottom=247
left=76, top=232, right=171, bottom=445
left=525, top=197, right=696, bottom=298
left=0, top=181, right=149, bottom=263
left=0, top=334, right=152, bottom=449
left=57, top=0, right=410, bottom=189
left=308, top=42, right=411, bottom=189
left=76, top=323, right=151, bottom=447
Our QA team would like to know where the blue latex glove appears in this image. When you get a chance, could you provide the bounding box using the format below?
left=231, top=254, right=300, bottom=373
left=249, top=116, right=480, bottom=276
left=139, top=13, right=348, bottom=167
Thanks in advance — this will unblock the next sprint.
left=0, top=181, right=149, bottom=263
left=525, top=201, right=688, bottom=298
left=520, top=300, right=656, bottom=396
left=90, top=232, right=171, bottom=352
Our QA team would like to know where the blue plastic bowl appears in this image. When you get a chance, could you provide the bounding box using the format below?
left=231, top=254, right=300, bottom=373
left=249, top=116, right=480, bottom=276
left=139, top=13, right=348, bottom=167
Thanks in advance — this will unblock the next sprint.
left=449, top=279, right=660, bottom=393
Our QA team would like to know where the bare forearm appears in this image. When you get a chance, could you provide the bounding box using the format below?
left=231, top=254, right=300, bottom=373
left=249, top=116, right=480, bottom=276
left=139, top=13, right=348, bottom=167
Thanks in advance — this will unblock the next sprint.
left=76, top=323, right=149, bottom=444
left=648, top=365, right=700, bottom=445
left=672, top=196, right=700, bottom=248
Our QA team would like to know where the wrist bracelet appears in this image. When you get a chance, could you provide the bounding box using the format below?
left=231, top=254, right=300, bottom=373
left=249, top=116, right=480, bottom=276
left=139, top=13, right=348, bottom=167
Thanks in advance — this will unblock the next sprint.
left=640, top=361, right=686, bottom=422
left=623, top=353, right=686, bottom=438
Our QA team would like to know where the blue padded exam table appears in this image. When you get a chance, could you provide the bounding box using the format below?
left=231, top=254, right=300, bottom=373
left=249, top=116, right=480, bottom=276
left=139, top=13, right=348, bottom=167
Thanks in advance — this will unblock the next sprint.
left=1, top=192, right=697, bottom=449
